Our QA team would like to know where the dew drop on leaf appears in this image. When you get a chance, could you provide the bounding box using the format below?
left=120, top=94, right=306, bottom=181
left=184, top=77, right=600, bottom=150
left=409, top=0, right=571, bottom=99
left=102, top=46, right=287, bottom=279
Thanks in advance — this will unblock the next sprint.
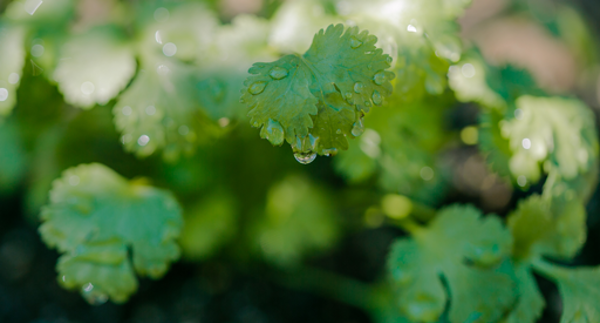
left=294, top=152, right=317, bottom=165
left=269, top=67, right=289, bottom=80
left=353, top=82, right=364, bottom=94
left=322, top=148, right=338, bottom=156
left=364, top=101, right=372, bottom=108
left=248, top=81, right=267, bottom=95
left=350, top=37, right=362, bottom=49
left=262, top=119, right=285, bottom=145
left=386, top=56, right=393, bottom=64
left=372, top=91, right=382, bottom=105
left=351, top=119, right=365, bottom=137
left=336, top=129, right=342, bottom=134
left=373, top=71, right=387, bottom=85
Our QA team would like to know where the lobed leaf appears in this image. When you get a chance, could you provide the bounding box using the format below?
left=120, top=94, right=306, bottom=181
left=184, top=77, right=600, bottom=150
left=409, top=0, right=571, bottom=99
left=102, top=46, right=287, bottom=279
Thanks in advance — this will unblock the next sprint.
left=53, top=28, right=136, bottom=109
left=39, top=163, right=183, bottom=303
left=387, top=204, right=516, bottom=323
left=241, top=24, right=394, bottom=156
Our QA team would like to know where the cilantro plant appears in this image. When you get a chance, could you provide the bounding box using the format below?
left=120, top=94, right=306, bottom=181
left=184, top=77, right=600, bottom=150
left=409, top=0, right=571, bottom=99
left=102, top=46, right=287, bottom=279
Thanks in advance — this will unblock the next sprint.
left=1, top=0, right=600, bottom=322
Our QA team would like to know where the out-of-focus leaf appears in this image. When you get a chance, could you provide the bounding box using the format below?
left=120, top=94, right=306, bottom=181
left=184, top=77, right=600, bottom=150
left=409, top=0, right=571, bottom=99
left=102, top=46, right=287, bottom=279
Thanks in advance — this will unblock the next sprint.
left=508, top=194, right=586, bottom=261
left=179, top=192, right=237, bottom=260
left=387, top=204, right=515, bottom=323
left=448, top=57, right=506, bottom=109
left=250, top=175, right=339, bottom=267
left=0, top=23, right=26, bottom=119
left=53, top=27, right=136, bottom=109
left=503, top=265, right=545, bottom=323
left=534, top=261, right=600, bottom=323
left=242, top=24, right=394, bottom=156
left=480, top=96, right=598, bottom=187
left=39, top=163, right=183, bottom=303
left=196, top=14, right=276, bottom=120
left=4, top=0, right=74, bottom=25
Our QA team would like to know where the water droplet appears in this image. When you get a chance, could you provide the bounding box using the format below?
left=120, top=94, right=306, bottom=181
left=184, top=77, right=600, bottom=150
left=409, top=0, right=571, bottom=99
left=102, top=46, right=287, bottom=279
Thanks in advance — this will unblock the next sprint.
left=163, top=42, right=177, bottom=57
left=31, top=44, right=44, bottom=57
left=0, top=88, right=8, bottom=102
left=386, top=56, right=393, bottom=64
left=373, top=71, right=387, bottom=85
left=517, top=175, right=527, bottom=187
left=248, top=81, right=267, bottom=95
left=8, top=73, right=20, bottom=84
left=269, top=67, right=288, bottom=80
left=461, top=63, right=476, bottom=78
left=145, top=105, right=156, bottom=115
left=407, top=24, right=417, bottom=33
left=372, top=91, right=382, bottom=105
left=157, top=64, right=170, bottom=76
left=155, top=30, right=162, bottom=44
left=351, top=119, right=364, bottom=137
left=350, top=37, right=362, bottom=49
left=261, top=119, right=284, bottom=145
left=218, top=117, right=230, bottom=127
left=80, top=81, right=95, bottom=95
left=294, top=152, right=317, bottom=165
left=322, top=148, right=338, bottom=156
left=336, top=129, right=342, bottom=134
left=154, top=7, right=170, bottom=22
left=138, top=135, right=150, bottom=146
left=308, top=134, right=319, bottom=149
left=522, top=138, right=531, bottom=150
left=121, top=106, right=132, bottom=116
left=364, top=101, right=372, bottom=108
left=353, top=82, right=364, bottom=94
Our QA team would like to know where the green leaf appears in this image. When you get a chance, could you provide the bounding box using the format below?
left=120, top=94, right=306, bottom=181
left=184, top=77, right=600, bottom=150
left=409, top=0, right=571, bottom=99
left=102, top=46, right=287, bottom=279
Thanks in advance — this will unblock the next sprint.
left=4, top=0, right=74, bottom=25
left=179, top=192, right=237, bottom=261
left=448, top=57, right=506, bottom=109
left=241, top=24, right=394, bottom=156
left=39, top=163, right=183, bottom=303
left=502, top=265, right=545, bottom=323
left=480, top=96, right=598, bottom=186
left=534, top=261, right=600, bottom=323
left=387, top=205, right=515, bottom=323
left=250, top=175, right=339, bottom=267
left=508, top=193, right=586, bottom=261
left=0, top=23, right=26, bottom=119
left=53, top=28, right=136, bottom=109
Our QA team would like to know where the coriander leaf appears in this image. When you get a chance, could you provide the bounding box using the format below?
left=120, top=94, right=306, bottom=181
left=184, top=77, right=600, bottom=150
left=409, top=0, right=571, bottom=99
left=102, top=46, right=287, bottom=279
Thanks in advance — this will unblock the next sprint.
left=241, top=24, right=394, bottom=156
left=387, top=205, right=516, bottom=323
left=508, top=194, right=586, bottom=261
left=39, top=163, right=183, bottom=303
left=4, top=0, right=74, bottom=25
left=448, top=57, right=506, bottom=109
left=503, top=265, right=545, bottom=323
left=534, top=261, right=600, bottom=323
left=250, top=175, right=339, bottom=267
left=0, top=23, right=26, bottom=120
left=113, top=56, right=220, bottom=161
left=53, top=28, right=136, bottom=109
left=480, top=96, right=598, bottom=186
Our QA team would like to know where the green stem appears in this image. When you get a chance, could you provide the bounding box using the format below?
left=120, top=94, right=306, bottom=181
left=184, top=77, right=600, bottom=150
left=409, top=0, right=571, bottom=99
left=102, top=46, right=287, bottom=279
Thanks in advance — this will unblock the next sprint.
left=531, top=257, right=567, bottom=281
left=276, top=265, right=377, bottom=310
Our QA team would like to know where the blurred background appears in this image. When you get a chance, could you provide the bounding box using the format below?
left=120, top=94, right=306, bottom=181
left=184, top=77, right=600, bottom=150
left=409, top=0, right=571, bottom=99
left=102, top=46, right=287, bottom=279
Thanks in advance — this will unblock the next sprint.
left=1, top=0, right=600, bottom=322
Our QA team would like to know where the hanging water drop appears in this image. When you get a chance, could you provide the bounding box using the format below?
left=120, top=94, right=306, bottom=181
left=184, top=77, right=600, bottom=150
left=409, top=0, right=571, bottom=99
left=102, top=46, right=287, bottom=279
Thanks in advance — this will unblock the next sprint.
left=372, top=91, right=383, bottom=105
left=261, top=119, right=285, bottom=145
left=354, top=82, right=364, bottom=94
left=248, top=81, right=267, bottom=95
left=322, top=148, right=338, bottom=157
left=336, top=129, right=342, bottom=134
left=350, top=37, right=362, bottom=49
left=269, top=66, right=288, bottom=80
left=294, top=152, right=317, bottom=165
left=81, top=283, right=109, bottom=306
left=308, top=134, right=319, bottom=149
left=352, top=119, right=365, bottom=137
left=373, top=71, right=387, bottom=85
left=386, top=56, right=393, bottom=64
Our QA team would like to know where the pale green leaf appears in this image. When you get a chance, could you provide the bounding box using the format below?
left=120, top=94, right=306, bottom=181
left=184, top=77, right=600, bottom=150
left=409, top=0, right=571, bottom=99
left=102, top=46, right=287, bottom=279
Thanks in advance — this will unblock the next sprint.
left=387, top=205, right=516, bottom=323
left=241, top=24, right=394, bottom=156
left=481, top=96, right=598, bottom=186
left=250, top=175, right=339, bottom=267
left=508, top=193, right=586, bottom=261
left=179, top=192, right=237, bottom=261
left=4, top=0, right=74, bottom=25
left=0, top=24, right=26, bottom=119
left=39, top=163, right=183, bottom=303
left=534, top=261, right=600, bottom=323
left=53, top=28, right=136, bottom=108
left=448, top=57, right=506, bottom=109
